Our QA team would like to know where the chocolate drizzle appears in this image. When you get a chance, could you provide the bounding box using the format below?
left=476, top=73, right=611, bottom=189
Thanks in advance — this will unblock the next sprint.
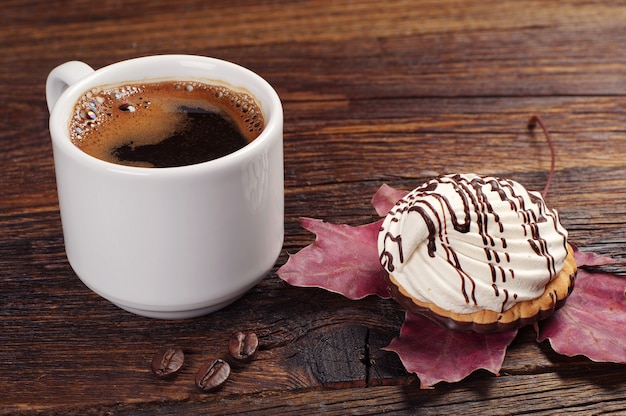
left=379, top=231, right=403, bottom=272
left=378, top=174, right=569, bottom=314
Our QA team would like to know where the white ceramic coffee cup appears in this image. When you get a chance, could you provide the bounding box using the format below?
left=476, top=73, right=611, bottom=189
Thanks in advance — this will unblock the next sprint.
left=46, top=55, right=284, bottom=319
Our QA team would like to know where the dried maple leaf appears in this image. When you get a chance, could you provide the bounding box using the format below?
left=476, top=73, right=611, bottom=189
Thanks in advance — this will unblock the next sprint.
left=537, top=258, right=626, bottom=362
left=278, top=218, right=390, bottom=300
left=278, top=181, right=626, bottom=386
left=371, top=183, right=409, bottom=216
left=384, top=312, right=518, bottom=387
left=571, top=244, right=624, bottom=267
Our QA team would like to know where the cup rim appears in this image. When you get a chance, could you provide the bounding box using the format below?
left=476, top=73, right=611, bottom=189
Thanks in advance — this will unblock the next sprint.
left=49, top=54, right=283, bottom=176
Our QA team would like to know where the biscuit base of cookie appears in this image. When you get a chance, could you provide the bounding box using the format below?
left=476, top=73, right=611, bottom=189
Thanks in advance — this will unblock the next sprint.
left=386, top=244, right=577, bottom=333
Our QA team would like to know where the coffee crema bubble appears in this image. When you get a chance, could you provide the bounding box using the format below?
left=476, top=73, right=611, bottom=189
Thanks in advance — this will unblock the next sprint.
left=69, top=81, right=265, bottom=168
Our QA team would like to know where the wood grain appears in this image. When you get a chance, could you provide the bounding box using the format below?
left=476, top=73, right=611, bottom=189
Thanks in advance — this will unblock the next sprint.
left=1, top=0, right=626, bottom=414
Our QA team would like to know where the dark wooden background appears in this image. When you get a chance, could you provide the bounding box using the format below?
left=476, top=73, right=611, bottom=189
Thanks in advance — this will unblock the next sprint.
left=2, top=0, right=626, bottom=414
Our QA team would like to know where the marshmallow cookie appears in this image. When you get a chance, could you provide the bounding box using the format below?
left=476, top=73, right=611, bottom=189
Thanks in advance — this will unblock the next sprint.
left=378, top=174, right=577, bottom=333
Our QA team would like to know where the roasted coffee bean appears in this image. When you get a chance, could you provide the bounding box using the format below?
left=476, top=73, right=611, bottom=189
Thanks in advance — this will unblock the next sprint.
left=229, top=331, right=259, bottom=361
left=195, top=359, right=230, bottom=392
left=151, top=346, right=184, bottom=379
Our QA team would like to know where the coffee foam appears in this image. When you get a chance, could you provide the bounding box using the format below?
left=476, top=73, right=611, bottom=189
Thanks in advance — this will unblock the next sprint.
left=69, top=81, right=264, bottom=167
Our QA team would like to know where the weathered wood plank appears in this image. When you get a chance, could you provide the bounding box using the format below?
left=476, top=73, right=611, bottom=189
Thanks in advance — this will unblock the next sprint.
left=2, top=0, right=626, bottom=413
left=9, top=369, right=625, bottom=415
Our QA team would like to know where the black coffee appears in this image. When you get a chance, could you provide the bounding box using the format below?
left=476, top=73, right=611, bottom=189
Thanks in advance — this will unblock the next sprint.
left=69, top=80, right=264, bottom=168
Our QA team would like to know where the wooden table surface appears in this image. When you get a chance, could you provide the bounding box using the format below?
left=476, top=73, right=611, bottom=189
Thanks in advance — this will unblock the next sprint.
left=2, top=0, right=626, bottom=414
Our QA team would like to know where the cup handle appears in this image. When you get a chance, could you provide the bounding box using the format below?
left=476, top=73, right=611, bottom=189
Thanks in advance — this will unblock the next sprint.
left=46, top=61, right=95, bottom=113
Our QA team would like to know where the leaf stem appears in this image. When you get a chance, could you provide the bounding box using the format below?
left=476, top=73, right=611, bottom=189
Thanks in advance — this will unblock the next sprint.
left=527, top=115, right=555, bottom=199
